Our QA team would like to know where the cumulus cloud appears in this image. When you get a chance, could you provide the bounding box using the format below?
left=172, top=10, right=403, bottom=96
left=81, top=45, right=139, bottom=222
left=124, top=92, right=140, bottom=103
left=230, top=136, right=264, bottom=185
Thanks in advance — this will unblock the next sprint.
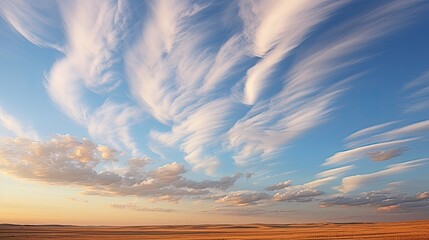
left=268, top=176, right=337, bottom=202
left=320, top=191, right=429, bottom=213
left=265, top=180, right=292, bottom=191
left=214, top=191, right=271, bottom=206
left=109, top=202, right=174, bottom=212
left=176, top=173, right=245, bottom=191
left=337, top=159, right=429, bottom=193
left=324, top=138, right=417, bottom=166
left=273, top=188, right=323, bottom=202
left=0, top=107, right=38, bottom=139
left=0, top=135, right=243, bottom=201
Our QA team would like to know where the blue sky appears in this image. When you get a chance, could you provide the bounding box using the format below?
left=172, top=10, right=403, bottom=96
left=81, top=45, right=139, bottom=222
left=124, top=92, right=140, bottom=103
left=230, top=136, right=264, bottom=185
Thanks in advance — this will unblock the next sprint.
left=0, top=0, right=429, bottom=224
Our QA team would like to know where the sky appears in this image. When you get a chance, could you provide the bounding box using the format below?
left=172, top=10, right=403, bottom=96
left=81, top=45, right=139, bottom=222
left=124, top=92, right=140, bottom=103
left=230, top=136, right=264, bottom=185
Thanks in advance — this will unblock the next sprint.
left=0, top=0, right=429, bottom=225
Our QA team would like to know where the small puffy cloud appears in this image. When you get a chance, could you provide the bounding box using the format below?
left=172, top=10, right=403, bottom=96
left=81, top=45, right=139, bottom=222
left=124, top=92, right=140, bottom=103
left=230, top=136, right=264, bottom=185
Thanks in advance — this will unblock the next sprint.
left=176, top=173, right=244, bottom=191
left=109, top=202, right=174, bottom=212
left=367, top=147, right=407, bottom=162
left=273, top=187, right=323, bottom=202
left=265, top=180, right=292, bottom=191
left=337, top=159, right=429, bottom=193
left=269, top=176, right=336, bottom=202
left=215, top=191, right=271, bottom=206
left=97, top=145, right=118, bottom=160
left=320, top=191, right=429, bottom=213
left=128, top=157, right=151, bottom=170
left=149, top=162, right=186, bottom=183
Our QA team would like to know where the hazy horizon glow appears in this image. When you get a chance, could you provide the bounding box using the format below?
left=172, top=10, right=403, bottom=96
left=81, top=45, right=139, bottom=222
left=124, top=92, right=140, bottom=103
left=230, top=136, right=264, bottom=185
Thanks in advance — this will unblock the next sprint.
left=1, top=0, right=429, bottom=225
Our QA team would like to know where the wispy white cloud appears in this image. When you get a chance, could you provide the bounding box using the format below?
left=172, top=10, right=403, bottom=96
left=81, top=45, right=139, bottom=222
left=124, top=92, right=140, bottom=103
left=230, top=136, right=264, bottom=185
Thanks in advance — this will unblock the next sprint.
left=375, top=120, right=429, bottom=142
left=41, top=0, right=140, bottom=154
left=324, top=138, right=418, bottom=166
left=200, top=34, right=249, bottom=94
left=305, top=176, right=337, bottom=188
left=337, top=158, right=429, bottom=193
left=0, top=107, right=38, bottom=139
left=0, top=0, right=63, bottom=50
left=239, top=0, right=344, bottom=105
left=345, top=119, right=429, bottom=149
left=345, top=121, right=400, bottom=142
left=126, top=1, right=248, bottom=174
left=230, top=79, right=350, bottom=165
left=151, top=98, right=240, bottom=174
left=126, top=0, right=212, bottom=125
left=403, top=69, right=429, bottom=112
left=316, top=165, right=354, bottom=178
left=88, top=101, right=141, bottom=156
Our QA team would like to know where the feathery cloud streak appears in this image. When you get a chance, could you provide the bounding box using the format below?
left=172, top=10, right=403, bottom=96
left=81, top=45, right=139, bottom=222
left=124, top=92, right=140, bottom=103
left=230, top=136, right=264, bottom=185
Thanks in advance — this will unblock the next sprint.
left=338, top=159, right=429, bottom=193
left=0, top=107, right=38, bottom=139
left=228, top=1, right=427, bottom=165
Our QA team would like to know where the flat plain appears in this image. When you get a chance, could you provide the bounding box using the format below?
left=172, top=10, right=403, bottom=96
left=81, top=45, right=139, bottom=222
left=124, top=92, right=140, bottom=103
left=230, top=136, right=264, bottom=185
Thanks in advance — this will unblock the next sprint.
left=0, top=220, right=428, bottom=239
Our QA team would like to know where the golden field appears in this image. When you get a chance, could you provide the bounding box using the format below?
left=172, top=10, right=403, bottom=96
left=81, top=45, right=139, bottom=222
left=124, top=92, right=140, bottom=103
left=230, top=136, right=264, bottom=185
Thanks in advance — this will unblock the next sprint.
left=0, top=220, right=428, bottom=239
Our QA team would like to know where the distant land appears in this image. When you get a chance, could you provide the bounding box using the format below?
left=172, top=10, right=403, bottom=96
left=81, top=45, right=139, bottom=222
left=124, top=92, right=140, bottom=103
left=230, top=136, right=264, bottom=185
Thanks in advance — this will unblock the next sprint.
left=1, top=220, right=428, bottom=239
